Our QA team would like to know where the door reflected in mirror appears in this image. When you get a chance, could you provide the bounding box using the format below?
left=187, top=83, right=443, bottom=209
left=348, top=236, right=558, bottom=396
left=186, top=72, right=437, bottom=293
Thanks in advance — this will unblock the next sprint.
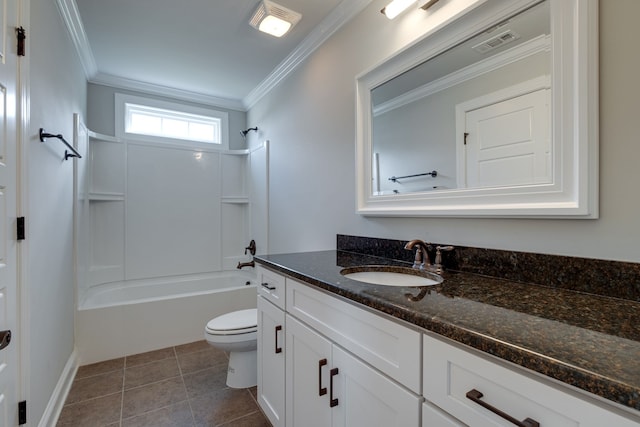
left=371, top=0, right=550, bottom=196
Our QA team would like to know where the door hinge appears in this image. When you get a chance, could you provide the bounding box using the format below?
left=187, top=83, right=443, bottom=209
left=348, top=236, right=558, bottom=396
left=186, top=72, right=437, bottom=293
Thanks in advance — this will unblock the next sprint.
left=16, top=27, right=26, bottom=57
left=464, top=132, right=469, bottom=145
left=18, top=400, right=26, bottom=425
left=17, top=217, right=25, bottom=241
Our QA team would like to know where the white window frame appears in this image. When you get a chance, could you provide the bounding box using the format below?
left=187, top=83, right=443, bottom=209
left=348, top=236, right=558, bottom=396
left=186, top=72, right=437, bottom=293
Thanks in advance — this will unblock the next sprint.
left=115, top=93, right=229, bottom=150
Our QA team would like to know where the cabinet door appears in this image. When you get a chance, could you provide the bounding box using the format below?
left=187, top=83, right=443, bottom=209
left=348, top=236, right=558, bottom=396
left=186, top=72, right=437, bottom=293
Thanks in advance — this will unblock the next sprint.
left=257, top=296, right=285, bottom=427
left=331, top=345, right=421, bottom=427
left=286, top=315, right=333, bottom=427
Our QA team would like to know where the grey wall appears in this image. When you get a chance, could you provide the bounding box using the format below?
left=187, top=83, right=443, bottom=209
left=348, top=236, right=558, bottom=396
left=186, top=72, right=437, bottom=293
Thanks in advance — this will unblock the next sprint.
left=29, top=0, right=87, bottom=423
left=87, top=83, right=248, bottom=150
left=248, top=0, right=640, bottom=263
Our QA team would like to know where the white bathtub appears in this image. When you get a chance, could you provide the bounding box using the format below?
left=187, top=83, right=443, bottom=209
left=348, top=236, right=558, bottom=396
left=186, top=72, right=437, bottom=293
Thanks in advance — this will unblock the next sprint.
left=76, top=271, right=258, bottom=365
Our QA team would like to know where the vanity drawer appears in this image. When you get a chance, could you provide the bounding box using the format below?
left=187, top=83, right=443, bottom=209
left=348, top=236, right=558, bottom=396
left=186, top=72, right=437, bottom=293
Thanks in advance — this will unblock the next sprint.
left=286, top=278, right=421, bottom=393
left=423, top=333, right=638, bottom=427
left=256, top=265, right=286, bottom=310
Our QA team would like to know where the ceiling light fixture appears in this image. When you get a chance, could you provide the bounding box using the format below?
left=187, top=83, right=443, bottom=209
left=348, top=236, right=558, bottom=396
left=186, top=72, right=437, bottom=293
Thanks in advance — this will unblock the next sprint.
left=381, top=0, right=415, bottom=19
left=250, top=0, right=302, bottom=38
left=381, top=0, right=440, bottom=19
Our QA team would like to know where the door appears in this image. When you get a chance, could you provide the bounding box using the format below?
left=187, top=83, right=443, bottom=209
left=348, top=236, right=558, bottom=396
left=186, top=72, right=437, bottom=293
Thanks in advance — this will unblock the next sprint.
left=462, top=88, right=550, bottom=188
left=0, top=0, right=21, bottom=425
left=257, top=296, right=285, bottom=427
left=332, top=345, right=421, bottom=427
left=286, top=315, right=332, bottom=427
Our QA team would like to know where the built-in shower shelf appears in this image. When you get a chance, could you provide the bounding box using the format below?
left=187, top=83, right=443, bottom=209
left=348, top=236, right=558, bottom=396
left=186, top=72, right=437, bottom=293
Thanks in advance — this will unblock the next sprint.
left=221, top=197, right=249, bottom=204
left=89, top=192, right=125, bottom=201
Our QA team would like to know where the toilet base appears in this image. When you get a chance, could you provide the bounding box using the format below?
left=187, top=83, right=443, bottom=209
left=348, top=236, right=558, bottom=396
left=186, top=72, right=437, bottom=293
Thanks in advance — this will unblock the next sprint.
left=226, top=349, right=257, bottom=388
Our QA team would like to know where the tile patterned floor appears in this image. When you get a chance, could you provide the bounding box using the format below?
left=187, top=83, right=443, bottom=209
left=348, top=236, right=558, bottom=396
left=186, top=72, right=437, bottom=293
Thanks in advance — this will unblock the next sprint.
left=57, top=341, right=272, bottom=427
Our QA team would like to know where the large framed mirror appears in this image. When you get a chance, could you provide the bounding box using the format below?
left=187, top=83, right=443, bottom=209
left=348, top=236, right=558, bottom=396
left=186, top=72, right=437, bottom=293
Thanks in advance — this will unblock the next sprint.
left=355, top=0, right=598, bottom=217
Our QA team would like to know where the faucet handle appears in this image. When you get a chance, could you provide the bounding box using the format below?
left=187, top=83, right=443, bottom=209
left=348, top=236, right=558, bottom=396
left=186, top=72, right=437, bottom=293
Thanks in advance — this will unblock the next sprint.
left=433, top=246, right=454, bottom=273
left=244, top=240, right=256, bottom=256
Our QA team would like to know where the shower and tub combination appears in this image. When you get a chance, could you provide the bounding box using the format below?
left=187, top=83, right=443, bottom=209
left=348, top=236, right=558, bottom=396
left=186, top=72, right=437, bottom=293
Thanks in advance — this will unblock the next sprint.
left=73, top=120, right=269, bottom=370
left=76, top=270, right=258, bottom=365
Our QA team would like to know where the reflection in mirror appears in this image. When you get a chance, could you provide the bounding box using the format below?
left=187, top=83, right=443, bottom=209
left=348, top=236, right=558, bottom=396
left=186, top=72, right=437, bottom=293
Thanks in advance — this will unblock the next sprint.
left=371, top=0, right=550, bottom=195
left=356, top=0, right=598, bottom=217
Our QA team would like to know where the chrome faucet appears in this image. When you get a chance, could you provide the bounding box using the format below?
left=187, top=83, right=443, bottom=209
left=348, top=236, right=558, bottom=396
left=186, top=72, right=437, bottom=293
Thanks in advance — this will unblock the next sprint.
left=404, top=239, right=432, bottom=270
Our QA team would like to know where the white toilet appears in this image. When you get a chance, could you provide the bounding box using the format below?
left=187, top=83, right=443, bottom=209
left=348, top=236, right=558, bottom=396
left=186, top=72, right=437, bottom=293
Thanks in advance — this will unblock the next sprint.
left=204, top=308, right=258, bottom=388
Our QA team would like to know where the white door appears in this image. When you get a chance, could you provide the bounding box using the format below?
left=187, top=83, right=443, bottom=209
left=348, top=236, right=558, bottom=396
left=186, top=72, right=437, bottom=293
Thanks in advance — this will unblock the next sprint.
left=286, top=315, right=332, bottom=427
left=463, top=88, right=550, bottom=188
left=331, top=345, right=421, bottom=427
left=0, top=0, right=21, bottom=425
left=257, top=296, right=285, bottom=427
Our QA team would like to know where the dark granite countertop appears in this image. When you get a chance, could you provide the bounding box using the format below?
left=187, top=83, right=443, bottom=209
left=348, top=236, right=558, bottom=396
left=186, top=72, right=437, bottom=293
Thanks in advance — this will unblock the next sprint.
left=254, top=250, right=640, bottom=414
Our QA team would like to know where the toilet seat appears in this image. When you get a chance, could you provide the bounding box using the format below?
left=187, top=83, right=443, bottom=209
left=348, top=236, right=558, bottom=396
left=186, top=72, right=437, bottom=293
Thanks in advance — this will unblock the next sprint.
left=206, top=308, right=257, bottom=336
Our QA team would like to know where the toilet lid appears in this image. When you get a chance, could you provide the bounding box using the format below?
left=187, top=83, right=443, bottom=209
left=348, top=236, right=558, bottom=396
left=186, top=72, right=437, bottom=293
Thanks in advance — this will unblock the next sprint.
left=206, top=308, right=257, bottom=334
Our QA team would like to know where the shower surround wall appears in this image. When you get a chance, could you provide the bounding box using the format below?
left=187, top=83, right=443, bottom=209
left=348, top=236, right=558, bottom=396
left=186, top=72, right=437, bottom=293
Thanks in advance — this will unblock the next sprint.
left=76, top=135, right=256, bottom=304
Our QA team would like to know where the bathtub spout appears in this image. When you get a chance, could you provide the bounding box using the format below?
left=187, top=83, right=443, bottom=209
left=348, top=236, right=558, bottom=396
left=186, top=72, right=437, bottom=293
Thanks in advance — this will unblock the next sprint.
left=237, top=260, right=255, bottom=269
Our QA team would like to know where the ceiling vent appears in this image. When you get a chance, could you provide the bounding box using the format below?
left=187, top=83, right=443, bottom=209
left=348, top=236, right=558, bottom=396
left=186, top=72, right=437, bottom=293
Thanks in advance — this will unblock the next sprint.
left=472, top=30, right=521, bottom=54
left=250, top=0, right=302, bottom=38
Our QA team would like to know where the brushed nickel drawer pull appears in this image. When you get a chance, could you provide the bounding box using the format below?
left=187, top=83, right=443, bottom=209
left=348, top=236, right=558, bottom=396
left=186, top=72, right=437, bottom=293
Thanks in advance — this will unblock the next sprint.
left=329, top=368, right=339, bottom=407
left=261, top=282, right=276, bottom=291
left=466, top=389, right=540, bottom=427
left=318, top=359, right=328, bottom=396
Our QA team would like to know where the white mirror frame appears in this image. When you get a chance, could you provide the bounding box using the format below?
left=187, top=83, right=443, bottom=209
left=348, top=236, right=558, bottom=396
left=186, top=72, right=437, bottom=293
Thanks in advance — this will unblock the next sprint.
left=355, top=0, right=598, bottom=218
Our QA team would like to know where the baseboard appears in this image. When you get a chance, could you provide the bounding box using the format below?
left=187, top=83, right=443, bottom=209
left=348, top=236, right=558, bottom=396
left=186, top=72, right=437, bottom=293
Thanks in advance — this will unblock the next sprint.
left=38, top=349, right=78, bottom=427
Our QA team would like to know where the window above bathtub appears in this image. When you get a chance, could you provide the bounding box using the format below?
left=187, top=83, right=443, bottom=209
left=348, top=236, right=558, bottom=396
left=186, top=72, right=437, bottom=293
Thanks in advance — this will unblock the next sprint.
left=115, top=93, right=229, bottom=150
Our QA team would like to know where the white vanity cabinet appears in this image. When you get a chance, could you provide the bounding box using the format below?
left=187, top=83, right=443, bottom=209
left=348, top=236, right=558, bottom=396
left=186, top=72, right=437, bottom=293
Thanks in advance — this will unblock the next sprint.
left=422, top=333, right=638, bottom=427
left=286, top=314, right=421, bottom=427
left=257, top=295, right=285, bottom=427
left=257, top=265, right=640, bottom=427
left=256, top=266, right=286, bottom=427
left=285, top=278, right=422, bottom=393
left=285, top=314, right=332, bottom=427
left=285, top=280, right=422, bottom=427
left=257, top=265, right=422, bottom=427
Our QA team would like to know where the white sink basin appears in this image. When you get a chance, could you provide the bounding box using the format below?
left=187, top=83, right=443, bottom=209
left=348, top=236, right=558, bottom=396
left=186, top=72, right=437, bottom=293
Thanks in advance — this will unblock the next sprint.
left=340, top=266, right=443, bottom=287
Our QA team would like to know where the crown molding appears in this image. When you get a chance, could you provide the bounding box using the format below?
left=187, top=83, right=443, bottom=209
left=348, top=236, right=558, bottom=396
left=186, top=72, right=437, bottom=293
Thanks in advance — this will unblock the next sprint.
left=58, top=0, right=372, bottom=112
left=56, top=0, right=97, bottom=78
left=90, top=73, right=246, bottom=111
left=243, top=0, right=373, bottom=110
